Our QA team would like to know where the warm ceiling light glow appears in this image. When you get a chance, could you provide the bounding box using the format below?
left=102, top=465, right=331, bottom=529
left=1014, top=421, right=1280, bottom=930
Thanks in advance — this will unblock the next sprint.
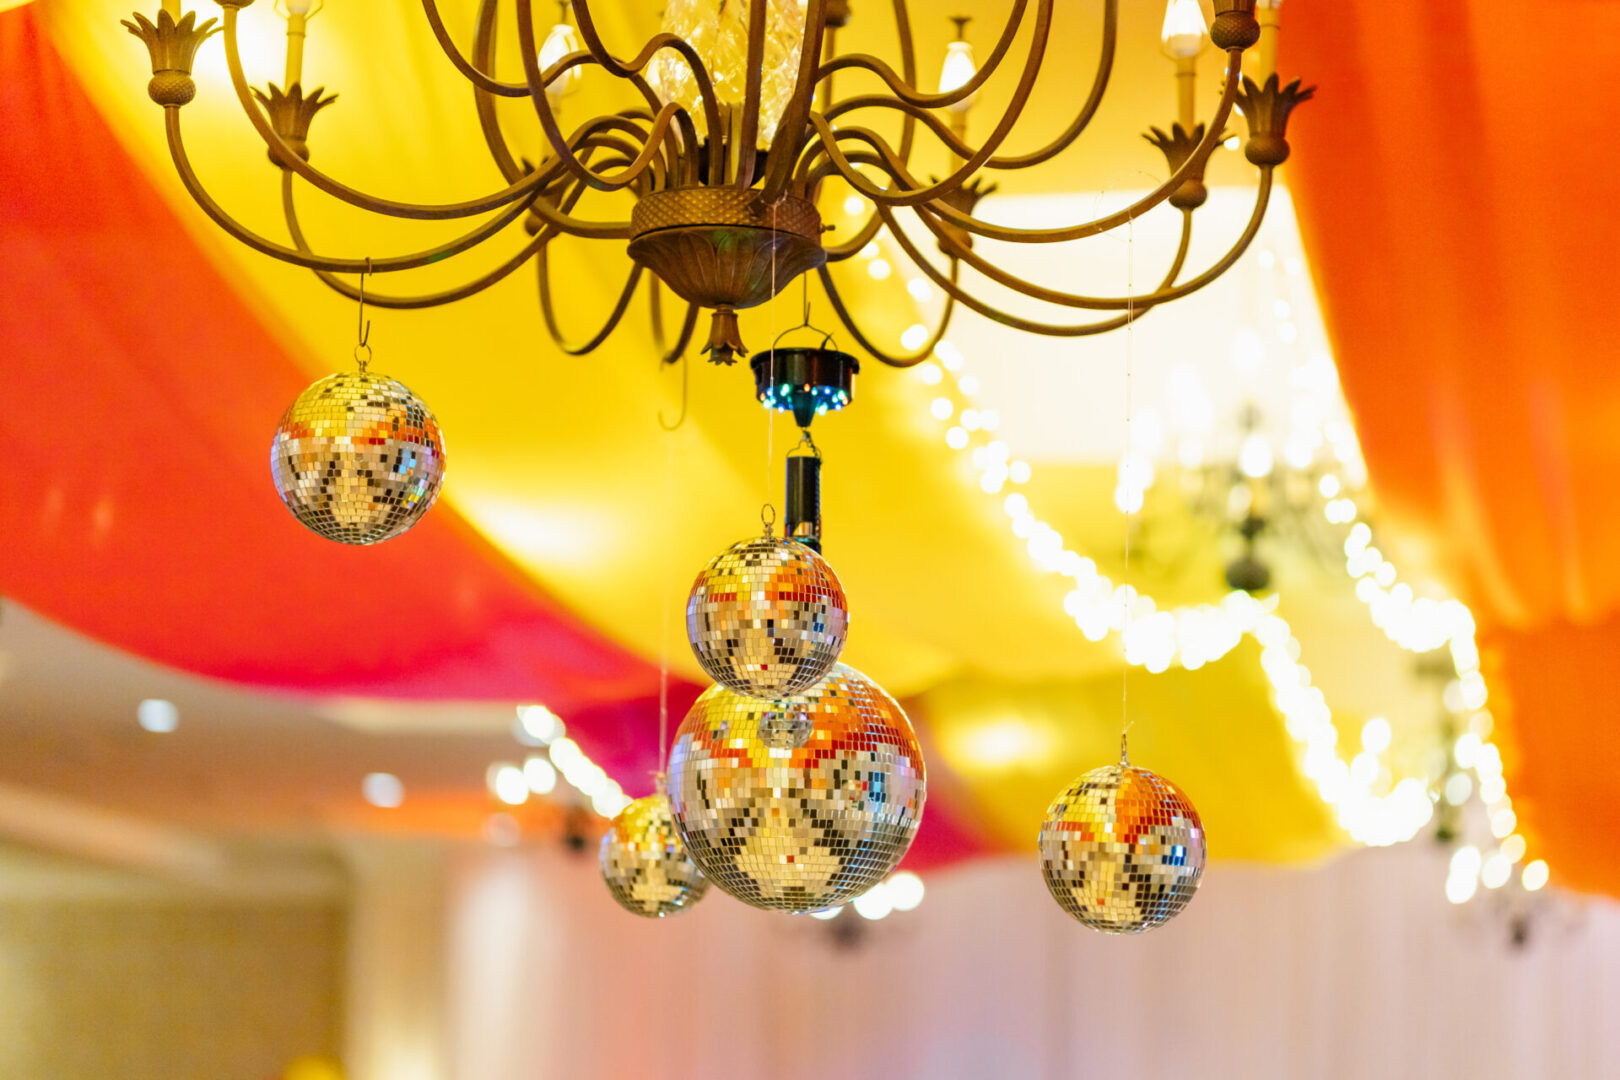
left=361, top=772, right=405, bottom=808
left=137, top=698, right=179, bottom=733
left=516, top=703, right=565, bottom=745
left=489, top=763, right=530, bottom=805
left=886, top=871, right=926, bottom=911
left=1522, top=859, right=1549, bottom=892
left=953, top=718, right=1050, bottom=771
left=524, top=755, right=558, bottom=795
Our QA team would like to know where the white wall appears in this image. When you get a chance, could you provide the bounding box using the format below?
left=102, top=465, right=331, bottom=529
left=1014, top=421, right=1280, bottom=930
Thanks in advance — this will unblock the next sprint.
left=417, top=843, right=1620, bottom=1080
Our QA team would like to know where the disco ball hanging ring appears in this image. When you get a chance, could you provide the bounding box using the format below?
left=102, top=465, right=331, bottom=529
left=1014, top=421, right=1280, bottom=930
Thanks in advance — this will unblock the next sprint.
left=668, top=664, right=926, bottom=913
left=685, top=534, right=849, bottom=698
left=599, top=794, right=710, bottom=918
left=1038, top=762, right=1206, bottom=934
left=270, top=370, right=446, bottom=545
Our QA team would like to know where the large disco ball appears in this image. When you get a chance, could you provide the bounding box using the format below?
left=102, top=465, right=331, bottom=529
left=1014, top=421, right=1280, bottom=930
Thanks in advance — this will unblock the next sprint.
left=1038, top=763, right=1206, bottom=934
left=271, top=370, right=446, bottom=545
left=668, top=665, right=926, bottom=913
left=599, top=794, right=709, bottom=918
left=686, top=535, right=849, bottom=698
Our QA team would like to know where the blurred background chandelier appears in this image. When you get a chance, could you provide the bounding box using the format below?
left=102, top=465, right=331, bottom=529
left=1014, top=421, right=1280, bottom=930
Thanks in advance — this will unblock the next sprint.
left=125, top=0, right=1310, bottom=366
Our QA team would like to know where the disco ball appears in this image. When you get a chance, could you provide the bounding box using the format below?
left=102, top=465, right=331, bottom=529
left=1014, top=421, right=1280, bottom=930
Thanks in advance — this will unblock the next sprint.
left=270, top=370, right=446, bottom=545
left=599, top=794, right=710, bottom=918
left=1038, top=763, right=1206, bottom=934
left=685, top=534, right=849, bottom=698
left=668, top=665, right=926, bottom=913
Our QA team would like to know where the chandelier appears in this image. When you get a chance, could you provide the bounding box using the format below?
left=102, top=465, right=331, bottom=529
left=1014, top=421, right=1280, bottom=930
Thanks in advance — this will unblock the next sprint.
left=124, top=0, right=1312, bottom=367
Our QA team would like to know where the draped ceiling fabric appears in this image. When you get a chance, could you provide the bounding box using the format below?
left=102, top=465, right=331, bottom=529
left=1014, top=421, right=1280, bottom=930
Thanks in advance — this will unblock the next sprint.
left=17, top=0, right=1595, bottom=880
left=1287, top=4, right=1620, bottom=896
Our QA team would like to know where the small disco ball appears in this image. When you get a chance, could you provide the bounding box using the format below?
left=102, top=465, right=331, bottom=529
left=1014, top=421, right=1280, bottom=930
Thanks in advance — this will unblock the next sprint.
left=599, top=794, right=710, bottom=918
left=1038, top=763, right=1206, bottom=934
left=668, top=664, right=926, bottom=913
left=685, top=534, right=849, bottom=698
left=270, top=370, right=446, bottom=545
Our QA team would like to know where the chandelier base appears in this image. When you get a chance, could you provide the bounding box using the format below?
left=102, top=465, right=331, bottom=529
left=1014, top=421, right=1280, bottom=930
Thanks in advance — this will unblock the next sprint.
left=628, top=189, right=825, bottom=363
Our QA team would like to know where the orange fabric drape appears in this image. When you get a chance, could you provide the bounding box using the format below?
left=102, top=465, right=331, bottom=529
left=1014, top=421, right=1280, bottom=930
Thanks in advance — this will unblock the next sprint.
left=1288, top=4, right=1620, bottom=895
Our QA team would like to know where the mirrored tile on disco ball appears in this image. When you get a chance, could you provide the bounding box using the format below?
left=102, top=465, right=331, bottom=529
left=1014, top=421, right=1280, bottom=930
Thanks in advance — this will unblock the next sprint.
left=668, top=665, right=925, bottom=913
left=1038, top=764, right=1206, bottom=934
left=270, top=371, right=446, bottom=545
left=600, top=794, right=709, bottom=918
left=686, top=536, right=849, bottom=698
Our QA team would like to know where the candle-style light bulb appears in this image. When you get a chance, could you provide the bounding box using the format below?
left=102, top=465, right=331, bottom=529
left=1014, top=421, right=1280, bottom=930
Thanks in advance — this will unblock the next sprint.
left=937, top=16, right=978, bottom=113
left=281, top=0, right=323, bottom=90
left=1256, top=0, right=1282, bottom=81
left=1161, top=0, right=1206, bottom=129
left=539, top=3, right=584, bottom=101
left=1160, top=0, right=1207, bottom=60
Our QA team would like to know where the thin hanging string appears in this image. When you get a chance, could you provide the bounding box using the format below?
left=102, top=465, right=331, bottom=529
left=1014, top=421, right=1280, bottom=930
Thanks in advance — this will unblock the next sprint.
left=763, top=199, right=779, bottom=532
left=656, top=427, right=675, bottom=789
left=1120, top=219, right=1136, bottom=768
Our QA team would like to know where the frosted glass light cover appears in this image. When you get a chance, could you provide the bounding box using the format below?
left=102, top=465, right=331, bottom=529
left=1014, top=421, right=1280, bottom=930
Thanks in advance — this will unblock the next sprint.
left=938, top=40, right=979, bottom=111
left=656, top=0, right=807, bottom=147
left=1161, top=0, right=1207, bottom=59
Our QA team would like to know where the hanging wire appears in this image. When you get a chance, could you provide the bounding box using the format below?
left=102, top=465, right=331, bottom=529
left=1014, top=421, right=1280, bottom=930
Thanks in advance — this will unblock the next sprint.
left=354, top=257, right=373, bottom=371
left=1120, top=218, right=1136, bottom=767
left=763, top=200, right=780, bottom=531
left=656, top=425, right=676, bottom=789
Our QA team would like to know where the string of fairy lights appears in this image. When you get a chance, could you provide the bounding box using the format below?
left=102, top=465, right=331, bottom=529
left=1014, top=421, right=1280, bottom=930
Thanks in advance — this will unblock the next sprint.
left=857, top=211, right=1548, bottom=901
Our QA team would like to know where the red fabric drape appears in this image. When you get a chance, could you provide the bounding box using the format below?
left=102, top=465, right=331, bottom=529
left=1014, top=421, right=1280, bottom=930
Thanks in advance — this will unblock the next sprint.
left=1288, top=4, right=1620, bottom=895
left=0, top=10, right=987, bottom=866
left=0, top=13, right=664, bottom=711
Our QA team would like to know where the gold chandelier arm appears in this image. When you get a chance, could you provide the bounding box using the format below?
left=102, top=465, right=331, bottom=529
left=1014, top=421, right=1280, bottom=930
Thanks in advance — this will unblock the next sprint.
left=755, top=0, right=829, bottom=201
left=472, top=0, right=524, bottom=182
left=804, top=0, right=1054, bottom=209
left=872, top=202, right=1196, bottom=337
left=810, top=52, right=1242, bottom=242
left=911, top=170, right=1273, bottom=311
left=421, top=0, right=527, bottom=97
left=814, top=260, right=958, bottom=369
left=282, top=172, right=559, bottom=309
left=513, top=3, right=690, bottom=194
left=987, top=0, right=1116, bottom=170
left=732, top=0, right=771, bottom=188
left=825, top=0, right=1116, bottom=173
left=537, top=247, right=644, bottom=355
left=565, top=0, right=727, bottom=183
left=817, top=0, right=1029, bottom=112
left=218, top=8, right=548, bottom=221
left=823, top=207, right=885, bottom=261
left=166, top=108, right=545, bottom=272
left=649, top=277, right=701, bottom=365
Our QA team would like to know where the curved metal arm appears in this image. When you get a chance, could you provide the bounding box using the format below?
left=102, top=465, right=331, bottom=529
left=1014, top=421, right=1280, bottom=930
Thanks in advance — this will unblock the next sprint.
left=537, top=246, right=644, bottom=355
left=809, top=53, right=1241, bottom=244
left=815, top=259, right=959, bottom=368
left=868, top=201, right=1197, bottom=338
left=567, top=0, right=726, bottom=183
left=804, top=0, right=1054, bottom=209
left=756, top=0, right=828, bottom=202
left=822, top=0, right=1117, bottom=173
left=282, top=172, right=554, bottom=308
left=471, top=0, right=525, bottom=182
left=167, top=108, right=543, bottom=272
left=422, top=0, right=527, bottom=97
left=912, top=170, right=1274, bottom=311
left=649, top=276, right=700, bottom=366
left=817, top=0, right=1030, bottom=112
left=219, top=7, right=552, bottom=222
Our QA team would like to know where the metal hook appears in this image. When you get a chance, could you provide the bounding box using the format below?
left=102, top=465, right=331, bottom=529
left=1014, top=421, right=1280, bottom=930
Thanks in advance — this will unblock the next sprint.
left=760, top=502, right=777, bottom=536
left=657, top=350, right=689, bottom=431
left=354, top=257, right=373, bottom=371
left=769, top=274, right=841, bottom=355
